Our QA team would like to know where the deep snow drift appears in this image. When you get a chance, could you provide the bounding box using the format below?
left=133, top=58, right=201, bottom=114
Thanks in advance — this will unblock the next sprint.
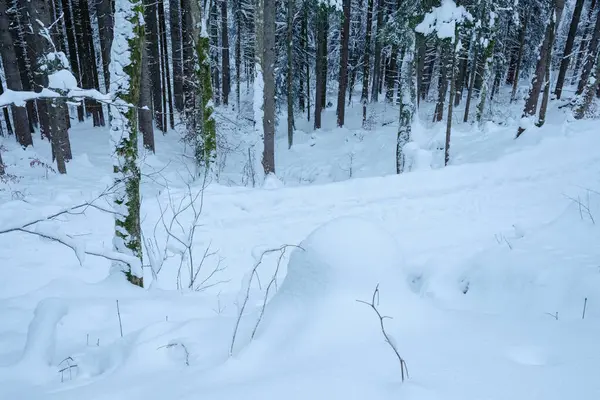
left=2, top=98, right=600, bottom=399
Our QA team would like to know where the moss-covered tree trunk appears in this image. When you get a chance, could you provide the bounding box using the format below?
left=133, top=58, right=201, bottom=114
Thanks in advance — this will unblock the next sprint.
left=190, top=0, right=217, bottom=176
left=109, top=0, right=144, bottom=287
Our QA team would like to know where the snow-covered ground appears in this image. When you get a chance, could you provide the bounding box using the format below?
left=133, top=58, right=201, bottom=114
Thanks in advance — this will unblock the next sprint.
left=1, top=92, right=600, bottom=399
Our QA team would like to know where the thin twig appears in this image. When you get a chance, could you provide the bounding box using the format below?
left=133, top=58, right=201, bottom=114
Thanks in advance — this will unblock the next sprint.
left=357, top=285, right=409, bottom=382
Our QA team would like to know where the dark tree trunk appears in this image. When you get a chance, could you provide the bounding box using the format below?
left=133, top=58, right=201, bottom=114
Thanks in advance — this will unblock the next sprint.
left=158, top=0, right=173, bottom=129
left=222, top=0, right=231, bottom=106
left=172, top=0, right=184, bottom=113
left=0, top=0, right=32, bottom=147
left=62, top=0, right=84, bottom=121
left=96, top=0, right=113, bottom=93
left=434, top=46, right=449, bottom=122
left=572, top=0, right=598, bottom=85
left=181, top=0, right=195, bottom=121
left=337, top=0, right=351, bottom=127
left=314, top=5, right=327, bottom=129
left=362, top=0, right=374, bottom=124
left=140, top=34, right=155, bottom=152
left=77, top=0, right=104, bottom=125
left=262, top=0, right=276, bottom=174
left=9, top=3, right=37, bottom=133
left=416, top=34, right=426, bottom=104
left=510, top=10, right=528, bottom=102
left=577, top=5, right=600, bottom=95
left=210, top=2, right=221, bottom=106
left=517, top=2, right=557, bottom=138
left=145, top=0, right=163, bottom=131
left=235, top=0, right=242, bottom=111
left=464, top=35, right=480, bottom=122
left=286, top=0, right=294, bottom=146
left=554, top=0, right=585, bottom=99
left=370, top=0, right=384, bottom=102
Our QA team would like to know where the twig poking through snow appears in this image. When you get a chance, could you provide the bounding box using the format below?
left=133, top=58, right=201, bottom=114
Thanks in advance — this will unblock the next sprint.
left=229, top=244, right=304, bottom=356
left=157, top=342, right=190, bottom=366
left=116, top=300, right=123, bottom=338
left=582, top=297, right=588, bottom=320
left=357, top=284, right=409, bottom=382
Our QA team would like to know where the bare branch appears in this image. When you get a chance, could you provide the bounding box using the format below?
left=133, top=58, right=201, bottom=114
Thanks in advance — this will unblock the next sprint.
left=357, top=285, right=409, bottom=382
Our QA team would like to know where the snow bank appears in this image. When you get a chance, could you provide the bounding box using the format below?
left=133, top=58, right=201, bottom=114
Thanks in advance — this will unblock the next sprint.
left=421, top=192, right=600, bottom=318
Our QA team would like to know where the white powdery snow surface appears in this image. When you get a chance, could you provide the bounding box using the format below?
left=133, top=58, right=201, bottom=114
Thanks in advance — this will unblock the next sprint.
left=1, top=115, right=600, bottom=399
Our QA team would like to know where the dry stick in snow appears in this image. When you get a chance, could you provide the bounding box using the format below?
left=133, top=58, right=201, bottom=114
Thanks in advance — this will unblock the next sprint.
left=357, top=284, right=409, bottom=382
left=116, top=300, right=123, bottom=338
left=229, top=244, right=304, bottom=356
left=582, top=297, right=588, bottom=319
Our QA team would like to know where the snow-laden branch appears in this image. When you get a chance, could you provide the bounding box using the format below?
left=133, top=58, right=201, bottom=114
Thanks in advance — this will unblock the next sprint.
left=415, top=0, right=473, bottom=42
left=0, top=70, right=113, bottom=109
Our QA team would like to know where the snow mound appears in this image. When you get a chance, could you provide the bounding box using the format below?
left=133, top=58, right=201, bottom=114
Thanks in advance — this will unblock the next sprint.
left=280, top=216, right=405, bottom=300
left=249, top=217, right=408, bottom=356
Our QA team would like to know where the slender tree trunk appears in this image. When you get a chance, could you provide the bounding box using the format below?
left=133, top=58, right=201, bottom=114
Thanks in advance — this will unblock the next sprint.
left=510, top=11, right=528, bottom=102
left=158, top=1, right=173, bottom=129
left=9, top=3, right=37, bottom=133
left=434, top=46, right=449, bottom=122
left=287, top=0, right=294, bottom=146
left=337, top=0, right=351, bottom=127
left=572, top=0, right=598, bottom=85
left=222, top=0, right=231, bottom=106
left=304, top=4, right=310, bottom=122
left=416, top=33, right=426, bottom=105
left=171, top=0, right=184, bottom=113
left=362, top=0, right=374, bottom=125
left=464, top=34, right=480, bottom=122
left=96, top=0, right=113, bottom=93
left=538, top=0, right=565, bottom=127
left=235, top=0, right=242, bottom=112
left=145, top=0, right=163, bottom=131
left=140, top=22, right=155, bottom=152
left=577, top=5, right=600, bottom=95
left=314, top=5, right=327, bottom=129
left=555, top=0, right=585, bottom=99
left=262, top=0, right=276, bottom=174
left=517, top=2, right=557, bottom=138
left=0, top=1, right=32, bottom=148
left=370, top=0, right=384, bottom=102
left=445, top=42, right=456, bottom=167
left=574, top=50, right=600, bottom=118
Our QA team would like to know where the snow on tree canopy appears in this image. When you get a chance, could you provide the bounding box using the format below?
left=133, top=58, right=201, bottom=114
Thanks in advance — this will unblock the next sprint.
left=415, top=0, right=473, bottom=42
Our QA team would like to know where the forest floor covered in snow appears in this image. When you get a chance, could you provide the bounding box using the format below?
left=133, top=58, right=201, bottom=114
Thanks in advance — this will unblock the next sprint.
left=1, top=91, right=600, bottom=399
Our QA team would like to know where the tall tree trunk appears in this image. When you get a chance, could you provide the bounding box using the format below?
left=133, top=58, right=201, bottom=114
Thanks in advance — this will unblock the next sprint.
left=538, top=0, right=565, bottom=127
left=464, top=34, right=480, bottom=122
left=158, top=1, right=173, bottom=129
left=222, top=0, right=231, bottom=106
left=572, top=0, right=598, bottom=85
left=397, top=44, right=416, bottom=174
left=235, top=0, right=242, bottom=112
left=110, top=0, right=144, bottom=287
left=574, top=49, right=600, bottom=118
left=210, top=2, right=221, bottom=106
left=445, top=42, right=456, bottom=167
left=517, top=1, right=557, bottom=138
left=96, top=0, right=113, bottom=93
left=362, top=0, right=374, bottom=125
left=140, top=22, right=155, bottom=152
left=510, top=10, right=528, bottom=102
left=303, top=4, right=310, bottom=121
left=9, top=3, right=37, bottom=133
left=577, top=5, right=600, bottom=95
left=554, top=0, right=585, bottom=99
left=262, top=0, right=276, bottom=174
left=370, top=0, right=384, bottom=102
left=145, top=0, right=164, bottom=131
left=171, top=0, right=184, bottom=113
left=0, top=1, right=32, bottom=148
left=287, top=0, right=294, bottom=146
left=434, top=46, right=449, bottom=122
left=337, top=0, right=351, bottom=127
left=314, top=5, right=327, bottom=129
